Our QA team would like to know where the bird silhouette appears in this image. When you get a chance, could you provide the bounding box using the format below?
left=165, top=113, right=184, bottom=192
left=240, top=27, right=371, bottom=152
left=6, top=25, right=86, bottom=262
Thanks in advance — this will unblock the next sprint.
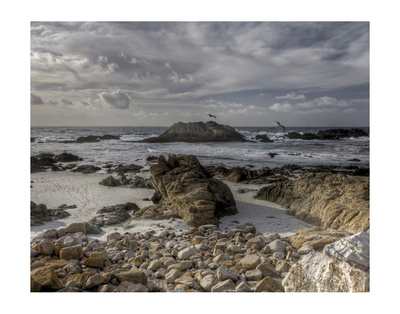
left=274, top=121, right=286, bottom=131
left=207, top=113, right=217, bottom=119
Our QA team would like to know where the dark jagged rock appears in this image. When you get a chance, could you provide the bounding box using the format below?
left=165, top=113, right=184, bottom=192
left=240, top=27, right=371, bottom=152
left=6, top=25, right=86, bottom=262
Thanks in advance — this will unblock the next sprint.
left=54, top=152, right=81, bottom=162
left=255, top=134, right=274, bottom=143
left=71, top=165, right=101, bottom=174
left=75, top=134, right=120, bottom=143
left=140, top=121, right=247, bottom=143
left=31, top=202, right=73, bottom=226
left=284, top=128, right=368, bottom=140
left=132, top=155, right=237, bottom=227
left=285, top=132, right=319, bottom=140
left=31, top=155, right=57, bottom=173
left=315, top=128, right=368, bottom=139
left=99, top=176, right=121, bottom=187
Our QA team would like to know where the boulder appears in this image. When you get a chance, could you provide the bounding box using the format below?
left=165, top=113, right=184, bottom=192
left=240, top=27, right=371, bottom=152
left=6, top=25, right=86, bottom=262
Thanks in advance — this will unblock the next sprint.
left=133, top=155, right=237, bottom=227
left=31, top=201, right=51, bottom=225
left=255, top=134, right=274, bottom=142
left=140, top=121, right=247, bottom=143
left=256, top=172, right=369, bottom=233
left=323, top=232, right=369, bottom=271
left=282, top=251, right=369, bottom=292
left=115, top=270, right=148, bottom=285
left=71, top=165, right=101, bottom=174
left=30, top=266, right=63, bottom=291
left=254, top=276, right=284, bottom=292
left=288, top=226, right=353, bottom=251
left=315, top=128, right=368, bottom=139
left=211, top=279, right=236, bottom=292
left=54, top=152, right=81, bottom=162
left=99, top=176, right=121, bottom=186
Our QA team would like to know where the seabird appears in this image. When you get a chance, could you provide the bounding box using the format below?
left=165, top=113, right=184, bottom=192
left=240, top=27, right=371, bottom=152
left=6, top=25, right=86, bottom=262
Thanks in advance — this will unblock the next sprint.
left=207, top=113, right=217, bottom=119
left=274, top=121, right=286, bottom=131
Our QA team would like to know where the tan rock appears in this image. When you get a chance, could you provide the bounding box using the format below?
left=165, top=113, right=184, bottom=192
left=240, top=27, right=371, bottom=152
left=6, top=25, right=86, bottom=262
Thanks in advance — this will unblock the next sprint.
left=81, top=257, right=104, bottom=268
left=59, top=245, right=83, bottom=260
left=30, top=266, right=63, bottom=291
left=254, top=276, right=284, bottom=292
left=239, top=254, right=261, bottom=270
left=115, top=270, right=148, bottom=285
left=37, top=239, right=55, bottom=256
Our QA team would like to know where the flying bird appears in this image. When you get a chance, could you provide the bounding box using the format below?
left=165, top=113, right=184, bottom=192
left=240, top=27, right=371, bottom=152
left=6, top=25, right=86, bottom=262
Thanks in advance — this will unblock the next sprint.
left=207, top=114, right=217, bottom=119
left=274, top=121, right=286, bottom=131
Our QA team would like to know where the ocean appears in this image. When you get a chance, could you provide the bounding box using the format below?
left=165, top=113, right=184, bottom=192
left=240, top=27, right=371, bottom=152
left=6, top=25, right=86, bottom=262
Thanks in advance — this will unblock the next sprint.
left=30, top=126, right=370, bottom=171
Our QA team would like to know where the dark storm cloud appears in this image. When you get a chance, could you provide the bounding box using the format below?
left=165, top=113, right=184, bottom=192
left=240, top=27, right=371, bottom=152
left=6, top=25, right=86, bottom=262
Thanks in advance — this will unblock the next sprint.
left=31, top=93, right=44, bottom=105
left=31, top=22, right=369, bottom=126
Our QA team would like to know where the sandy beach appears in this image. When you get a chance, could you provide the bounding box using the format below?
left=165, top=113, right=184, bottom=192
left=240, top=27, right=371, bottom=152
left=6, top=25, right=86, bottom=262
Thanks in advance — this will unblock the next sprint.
left=30, top=170, right=313, bottom=241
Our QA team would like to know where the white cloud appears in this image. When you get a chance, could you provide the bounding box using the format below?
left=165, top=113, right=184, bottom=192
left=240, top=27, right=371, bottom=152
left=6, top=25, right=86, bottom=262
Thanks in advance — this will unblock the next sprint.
left=297, top=97, right=349, bottom=108
left=275, top=92, right=305, bottom=100
left=269, top=103, right=294, bottom=112
left=100, top=90, right=131, bottom=109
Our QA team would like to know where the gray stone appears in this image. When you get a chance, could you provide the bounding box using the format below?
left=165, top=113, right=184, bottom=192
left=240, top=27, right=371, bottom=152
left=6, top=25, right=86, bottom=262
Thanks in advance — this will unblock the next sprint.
left=216, top=266, right=238, bottom=281
left=272, top=252, right=285, bottom=259
left=200, top=274, right=218, bottom=292
left=235, top=281, right=251, bottom=292
left=177, top=246, right=196, bottom=259
left=298, top=245, right=314, bottom=255
left=245, top=269, right=263, bottom=281
left=268, top=239, right=287, bottom=254
left=166, top=269, right=181, bottom=284
left=323, top=232, right=369, bottom=271
left=211, top=279, right=236, bottom=292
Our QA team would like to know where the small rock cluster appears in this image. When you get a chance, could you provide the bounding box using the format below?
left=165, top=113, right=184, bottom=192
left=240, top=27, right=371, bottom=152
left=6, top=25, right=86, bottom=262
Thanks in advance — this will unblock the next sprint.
left=31, top=202, right=75, bottom=226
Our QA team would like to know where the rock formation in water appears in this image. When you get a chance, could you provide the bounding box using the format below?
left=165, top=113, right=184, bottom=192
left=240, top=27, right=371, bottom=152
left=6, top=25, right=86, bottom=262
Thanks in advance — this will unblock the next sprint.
left=140, top=121, right=247, bottom=143
left=131, top=155, right=238, bottom=226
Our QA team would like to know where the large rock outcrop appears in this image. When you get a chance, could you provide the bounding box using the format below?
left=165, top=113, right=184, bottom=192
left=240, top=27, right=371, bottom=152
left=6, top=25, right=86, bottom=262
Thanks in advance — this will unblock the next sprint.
left=140, top=121, right=246, bottom=143
left=256, top=172, right=369, bottom=233
left=132, top=155, right=238, bottom=226
left=282, top=232, right=370, bottom=292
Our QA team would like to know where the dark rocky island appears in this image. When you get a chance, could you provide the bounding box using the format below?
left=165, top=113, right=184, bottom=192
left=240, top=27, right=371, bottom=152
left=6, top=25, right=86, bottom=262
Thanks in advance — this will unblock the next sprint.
left=140, top=121, right=247, bottom=143
left=284, top=128, right=368, bottom=140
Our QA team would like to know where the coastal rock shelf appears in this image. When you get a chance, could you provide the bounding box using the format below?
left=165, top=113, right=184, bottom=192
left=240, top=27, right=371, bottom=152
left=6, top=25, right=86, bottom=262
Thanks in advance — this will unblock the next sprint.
left=140, top=121, right=247, bottom=143
left=256, top=172, right=369, bottom=234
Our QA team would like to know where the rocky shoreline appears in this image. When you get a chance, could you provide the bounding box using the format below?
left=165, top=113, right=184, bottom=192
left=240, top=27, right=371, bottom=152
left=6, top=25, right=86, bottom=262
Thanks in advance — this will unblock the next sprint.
left=30, top=153, right=370, bottom=292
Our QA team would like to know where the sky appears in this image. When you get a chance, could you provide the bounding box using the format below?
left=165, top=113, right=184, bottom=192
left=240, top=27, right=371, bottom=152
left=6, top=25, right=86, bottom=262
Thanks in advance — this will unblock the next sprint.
left=30, top=21, right=369, bottom=127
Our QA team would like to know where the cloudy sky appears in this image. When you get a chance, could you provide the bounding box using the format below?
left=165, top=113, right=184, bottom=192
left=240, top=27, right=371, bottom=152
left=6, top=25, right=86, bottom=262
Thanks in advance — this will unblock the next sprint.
left=31, top=22, right=369, bottom=127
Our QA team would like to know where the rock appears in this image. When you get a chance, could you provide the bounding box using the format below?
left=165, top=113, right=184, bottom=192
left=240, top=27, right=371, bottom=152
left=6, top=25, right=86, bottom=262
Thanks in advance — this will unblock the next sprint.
left=130, top=176, right=153, bottom=189
left=81, top=257, right=104, bottom=268
left=177, top=246, right=197, bottom=260
left=134, top=155, right=237, bottom=227
left=275, top=262, right=291, bottom=273
left=140, top=121, right=247, bottom=143
left=86, top=272, right=111, bottom=289
left=315, top=128, right=368, bottom=139
left=289, top=227, right=353, bottom=251
left=256, top=172, right=369, bottom=233
left=115, top=270, right=148, bottom=285
left=31, top=201, right=51, bottom=225
left=175, top=273, right=194, bottom=287
left=211, top=279, right=236, bottom=292
left=54, top=152, right=81, bottom=162
left=246, top=235, right=266, bottom=250
left=99, top=176, right=121, bottom=186
left=282, top=251, right=369, bottom=292
left=268, top=239, right=287, bottom=254
left=114, top=281, right=149, bottom=292
left=148, top=260, right=163, bottom=272
left=298, top=245, right=314, bottom=255
left=165, top=269, right=181, bottom=284
left=37, top=239, right=55, bottom=256
left=59, top=245, right=84, bottom=260
left=65, top=222, right=87, bottom=234
left=245, top=269, right=263, bottom=281
left=62, top=236, right=83, bottom=247
left=89, top=204, right=134, bottom=227
left=255, top=134, right=274, bottom=142
left=256, top=262, right=281, bottom=279
left=216, top=266, right=238, bottom=281
left=71, top=165, right=101, bottom=174
left=31, top=266, right=63, bottom=291
left=323, top=232, right=370, bottom=271
left=284, top=132, right=319, bottom=140
left=235, top=282, right=252, bottom=292
left=107, top=232, right=123, bottom=241
left=254, top=276, right=284, bottom=292
left=239, top=254, right=261, bottom=270
left=200, top=274, right=218, bottom=292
